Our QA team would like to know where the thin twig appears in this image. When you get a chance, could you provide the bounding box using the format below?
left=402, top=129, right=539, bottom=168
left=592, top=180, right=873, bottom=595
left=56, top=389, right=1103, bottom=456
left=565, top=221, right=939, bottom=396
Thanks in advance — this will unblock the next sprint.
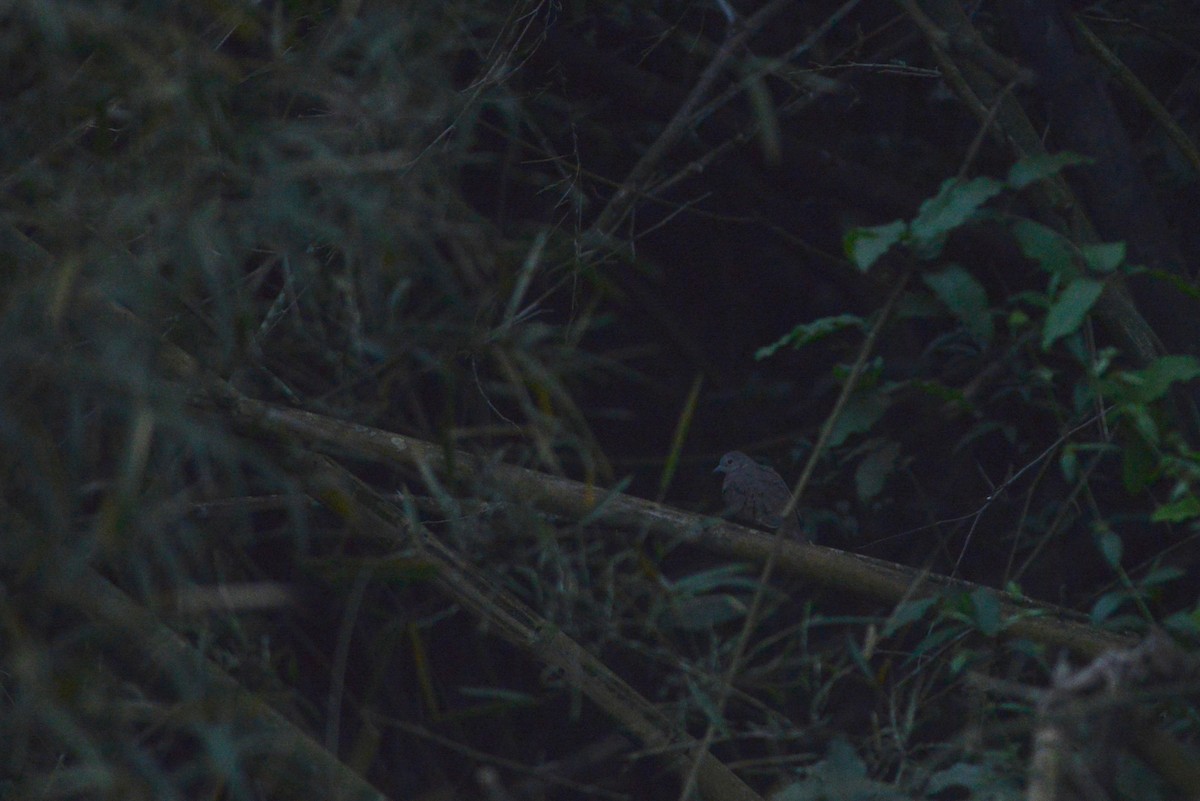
left=953, top=407, right=1113, bottom=578
left=590, top=0, right=793, bottom=238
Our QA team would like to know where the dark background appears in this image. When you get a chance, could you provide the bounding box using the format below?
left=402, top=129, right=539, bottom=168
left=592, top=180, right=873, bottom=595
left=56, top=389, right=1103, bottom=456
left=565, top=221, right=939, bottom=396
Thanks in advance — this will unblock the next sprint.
left=3, top=1, right=1200, bottom=798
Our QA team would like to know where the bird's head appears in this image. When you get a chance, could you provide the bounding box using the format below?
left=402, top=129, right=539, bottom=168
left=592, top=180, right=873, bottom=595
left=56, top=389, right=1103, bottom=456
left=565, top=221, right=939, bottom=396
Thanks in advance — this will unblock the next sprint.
left=713, top=451, right=751, bottom=474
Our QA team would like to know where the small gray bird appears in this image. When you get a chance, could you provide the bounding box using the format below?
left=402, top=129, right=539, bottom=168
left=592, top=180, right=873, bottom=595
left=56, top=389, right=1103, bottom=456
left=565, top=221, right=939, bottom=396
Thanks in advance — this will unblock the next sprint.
left=713, top=451, right=806, bottom=540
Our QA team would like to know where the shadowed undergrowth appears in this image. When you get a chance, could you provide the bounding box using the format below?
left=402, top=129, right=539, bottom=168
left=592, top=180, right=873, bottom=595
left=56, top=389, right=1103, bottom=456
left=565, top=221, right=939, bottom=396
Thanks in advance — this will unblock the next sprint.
left=4, top=2, right=1200, bottom=800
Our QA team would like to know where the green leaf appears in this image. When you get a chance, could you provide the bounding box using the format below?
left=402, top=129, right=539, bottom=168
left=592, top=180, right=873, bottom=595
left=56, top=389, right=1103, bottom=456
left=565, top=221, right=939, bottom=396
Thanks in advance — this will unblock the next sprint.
left=910, top=622, right=965, bottom=661
left=922, top=264, right=994, bottom=345
left=820, top=737, right=869, bottom=778
left=1091, top=591, right=1128, bottom=625
left=671, top=564, right=759, bottom=595
left=1111, top=355, right=1200, bottom=404
left=855, top=439, right=901, bottom=501
left=927, top=763, right=989, bottom=794
left=1080, top=241, right=1125, bottom=273
left=833, top=356, right=884, bottom=388
left=755, top=314, right=863, bottom=360
left=828, top=392, right=889, bottom=447
left=948, top=649, right=973, bottom=674
left=913, top=379, right=969, bottom=407
left=1042, top=278, right=1104, bottom=349
left=577, top=475, right=635, bottom=527
left=1152, top=495, right=1200, bottom=523
left=1163, top=610, right=1200, bottom=639
left=686, top=677, right=732, bottom=736
left=1006, top=151, right=1091, bottom=189
left=883, top=597, right=937, bottom=636
left=1139, top=566, right=1184, bottom=587
left=1121, top=427, right=1160, bottom=493
left=1144, top=267, right=1200, bottom=301
left=844, top=634, right=873, bottom=681
left=1059, top=444, right=1078, bottom=483
left=1013, top=219, right=1077, bottom=278
left=844, top=220, right=906, bottom=271
left=1124, top=403, right=1162, bottom=447
left=909, top=176, right=1004, bottom=256
left=970, top=588, right=1001, bottom=636
left=1095, top=528, right=1123, bottom=567
left=928, top=762, right=1021, bottom=800
left=896, top=290, right=945, bottom=319
left=667, top=595, right=747, bottom=630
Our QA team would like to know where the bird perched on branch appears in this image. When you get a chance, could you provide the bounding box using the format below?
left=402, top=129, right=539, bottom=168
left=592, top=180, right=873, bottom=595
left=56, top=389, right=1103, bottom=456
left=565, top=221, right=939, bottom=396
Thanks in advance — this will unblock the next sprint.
left=713, top=451, right=807, bottom=541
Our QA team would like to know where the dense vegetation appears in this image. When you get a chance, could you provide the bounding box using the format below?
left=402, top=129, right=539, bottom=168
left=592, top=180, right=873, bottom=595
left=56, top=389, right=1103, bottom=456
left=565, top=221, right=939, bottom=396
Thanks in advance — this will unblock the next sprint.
left=4, top=1, right=1200, bottom=799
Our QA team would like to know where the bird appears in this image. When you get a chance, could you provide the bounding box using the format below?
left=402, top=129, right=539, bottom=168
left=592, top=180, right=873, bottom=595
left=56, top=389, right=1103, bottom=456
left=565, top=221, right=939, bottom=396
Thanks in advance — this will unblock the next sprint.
left=713, top=451, right=806, bottom=540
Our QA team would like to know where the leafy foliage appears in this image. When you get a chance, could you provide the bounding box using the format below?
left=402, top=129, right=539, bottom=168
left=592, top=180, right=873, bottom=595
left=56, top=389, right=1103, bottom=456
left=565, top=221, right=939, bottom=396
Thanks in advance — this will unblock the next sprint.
left=4, top=1, right=1200, bottom=800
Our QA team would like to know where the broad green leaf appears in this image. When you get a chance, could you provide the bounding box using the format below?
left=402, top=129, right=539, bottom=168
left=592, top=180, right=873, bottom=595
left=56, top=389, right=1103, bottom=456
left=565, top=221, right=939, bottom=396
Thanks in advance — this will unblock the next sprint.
left=922, top=264, right=993, bottom=345
left=1154, top=495, right=1200, bottom=523
left=845, top=220, right=906, bottom=271
left=1109, top=355, right=1200, bottom=404
left=1042, top=278, right=1103, bottom=349
left=755, top=314, right=863, bottom=360
left=1139, top=566, right=1185, bottom=587
left=855, top=439, right=900, bottom=501
left=1006, top=151, right=1091, bottom=189
left=1013, top=219, right=1077, bottom=278
left=1091, top=591, right=1128, bottom=624
left=909, top=176, right=1004, bottom=255
left=828, top=392, right=889, bottom=447
left=1095, top=527, right=1123, bottom=567
left=970, top=588, right=1001, bottom=636
left=1080, top=241, right=1125, bottom=272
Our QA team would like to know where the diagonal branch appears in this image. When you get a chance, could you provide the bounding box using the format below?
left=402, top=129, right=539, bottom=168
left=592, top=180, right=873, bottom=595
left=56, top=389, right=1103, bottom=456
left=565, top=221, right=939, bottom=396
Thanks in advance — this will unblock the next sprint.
left=134, top=292, right=1132, bottom=662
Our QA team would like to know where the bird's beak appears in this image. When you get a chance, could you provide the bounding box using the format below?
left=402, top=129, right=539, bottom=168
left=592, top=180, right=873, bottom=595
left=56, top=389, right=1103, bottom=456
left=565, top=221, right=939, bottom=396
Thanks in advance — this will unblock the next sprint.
left=713, top=465, right=724, bottom=474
